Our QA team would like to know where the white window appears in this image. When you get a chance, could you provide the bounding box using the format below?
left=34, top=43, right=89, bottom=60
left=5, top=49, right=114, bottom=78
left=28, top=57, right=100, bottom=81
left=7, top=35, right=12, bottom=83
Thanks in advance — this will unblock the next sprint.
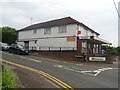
left=85, top=30, right=88, bottom=36
left=33, top=29, right=37, bottom=34
left=82, top=41, right=87, bottom=53
left=44, top=27, right=51, bottom=34
left=58, top=25, right=66, bottom=33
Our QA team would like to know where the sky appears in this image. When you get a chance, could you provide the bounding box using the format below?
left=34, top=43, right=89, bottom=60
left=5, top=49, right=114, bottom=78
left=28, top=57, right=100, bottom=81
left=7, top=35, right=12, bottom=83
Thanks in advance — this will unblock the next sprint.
left=0, top=0, right=119, bottom=47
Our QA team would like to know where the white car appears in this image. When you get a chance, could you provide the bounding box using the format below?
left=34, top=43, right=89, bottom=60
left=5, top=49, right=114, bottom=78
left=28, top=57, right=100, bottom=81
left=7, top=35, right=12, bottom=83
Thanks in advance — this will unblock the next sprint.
left=0, top=43, right=10, bottom=51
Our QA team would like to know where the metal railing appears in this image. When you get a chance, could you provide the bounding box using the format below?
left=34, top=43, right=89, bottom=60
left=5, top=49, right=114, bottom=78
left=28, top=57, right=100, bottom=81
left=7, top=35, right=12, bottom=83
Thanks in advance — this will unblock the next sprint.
left=28, top=46, right=77, bottom=52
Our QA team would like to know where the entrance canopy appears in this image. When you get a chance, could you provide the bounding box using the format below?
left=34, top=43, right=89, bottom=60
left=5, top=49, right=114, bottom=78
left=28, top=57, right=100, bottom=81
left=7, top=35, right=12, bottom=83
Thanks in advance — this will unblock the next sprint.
left=79, top=36, right=111, bottom=44
left=79, top=36, right=111, bottom=54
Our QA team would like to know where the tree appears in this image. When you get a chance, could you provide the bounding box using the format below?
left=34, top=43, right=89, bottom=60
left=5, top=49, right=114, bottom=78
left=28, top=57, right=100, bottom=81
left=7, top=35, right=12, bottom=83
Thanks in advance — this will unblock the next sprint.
left=0, top=26, right=18, bottom=44
left=101, top=45, right=119, bottom=55
left=117, top=47, right=120, bottom=55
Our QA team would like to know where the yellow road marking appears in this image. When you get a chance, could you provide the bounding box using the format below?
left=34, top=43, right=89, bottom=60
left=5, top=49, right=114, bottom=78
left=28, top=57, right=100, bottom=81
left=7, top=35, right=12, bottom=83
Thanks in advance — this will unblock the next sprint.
left=32, top=56, right=119, bottom=69
left=0, top=59, right=74, bottom=90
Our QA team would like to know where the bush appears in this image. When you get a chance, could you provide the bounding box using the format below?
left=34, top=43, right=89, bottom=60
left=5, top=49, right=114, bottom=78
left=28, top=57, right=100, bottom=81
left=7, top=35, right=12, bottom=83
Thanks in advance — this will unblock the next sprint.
left=2, top=64, right=16, bottom=89
left=101, top=45, right=119, bottom=55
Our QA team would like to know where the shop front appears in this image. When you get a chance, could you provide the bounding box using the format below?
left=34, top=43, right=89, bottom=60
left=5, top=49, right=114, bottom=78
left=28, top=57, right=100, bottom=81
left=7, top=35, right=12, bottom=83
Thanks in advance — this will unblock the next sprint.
left=79, top=36, right=111, bottom=54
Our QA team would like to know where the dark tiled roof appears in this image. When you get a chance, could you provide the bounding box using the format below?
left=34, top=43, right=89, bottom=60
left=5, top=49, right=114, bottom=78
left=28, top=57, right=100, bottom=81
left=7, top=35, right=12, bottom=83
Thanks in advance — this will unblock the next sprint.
left=19, top=17, right=100, bottom=35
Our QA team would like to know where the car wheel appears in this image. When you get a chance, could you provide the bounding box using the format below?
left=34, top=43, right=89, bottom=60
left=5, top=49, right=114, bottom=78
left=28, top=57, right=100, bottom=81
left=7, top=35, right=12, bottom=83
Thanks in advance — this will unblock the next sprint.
left=11, top=49, right=15, bottom=54
left=17, top=51, right=21, bottom=55
left=9, top=49, right=11, bottom=53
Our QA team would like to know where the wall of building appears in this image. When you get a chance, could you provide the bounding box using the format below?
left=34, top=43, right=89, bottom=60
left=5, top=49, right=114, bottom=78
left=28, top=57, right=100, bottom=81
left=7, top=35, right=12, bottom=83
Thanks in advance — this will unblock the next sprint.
left=17, top=42, right=24, bottom=46
left=18, top=23, right=99, bottom=51
left=78, top=25, right=99, bottom=37
left=28, top=37, right=77, bottom=50
left=18, top=24, right=78, bottom=50
left=18, top=24, right=77, bottom=40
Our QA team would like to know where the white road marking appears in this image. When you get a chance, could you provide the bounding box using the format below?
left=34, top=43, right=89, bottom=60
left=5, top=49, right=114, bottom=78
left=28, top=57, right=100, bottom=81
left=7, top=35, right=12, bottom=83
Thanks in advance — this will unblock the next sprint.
left=92, top=67, right=113, bottom=76
left=2, top=52, right=13, bottom=56
left=54, top=64, right=113, bottom=76
left=20, top=56, right=41, bottom=62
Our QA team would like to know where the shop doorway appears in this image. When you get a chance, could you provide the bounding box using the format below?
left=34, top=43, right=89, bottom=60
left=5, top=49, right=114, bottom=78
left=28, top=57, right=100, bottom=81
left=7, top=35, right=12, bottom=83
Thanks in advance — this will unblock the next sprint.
left=24, top=41, right=29, bottom=50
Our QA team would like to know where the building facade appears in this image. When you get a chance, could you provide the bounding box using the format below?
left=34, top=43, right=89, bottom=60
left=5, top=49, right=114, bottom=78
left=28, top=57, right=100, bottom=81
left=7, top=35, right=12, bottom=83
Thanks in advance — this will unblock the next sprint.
left=17, top=17, right=110, bottom=54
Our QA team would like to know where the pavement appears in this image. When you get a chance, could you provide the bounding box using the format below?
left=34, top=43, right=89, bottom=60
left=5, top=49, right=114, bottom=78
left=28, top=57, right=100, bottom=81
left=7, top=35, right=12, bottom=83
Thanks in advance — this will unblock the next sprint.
left=1, top=51, right=119, bottom=89
left=8, top=65, right=58, bottom=88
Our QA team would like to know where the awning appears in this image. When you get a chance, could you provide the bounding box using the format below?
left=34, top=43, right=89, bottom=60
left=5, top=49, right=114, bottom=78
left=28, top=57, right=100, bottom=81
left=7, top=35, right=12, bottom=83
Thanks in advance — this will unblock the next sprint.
left=79, top=36, right=111, bottom=44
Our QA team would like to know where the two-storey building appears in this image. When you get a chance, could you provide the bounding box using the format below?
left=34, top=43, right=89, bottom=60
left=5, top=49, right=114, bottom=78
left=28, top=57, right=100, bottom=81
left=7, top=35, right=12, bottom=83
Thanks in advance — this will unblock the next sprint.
left=17, top=17, right=110, bottom=54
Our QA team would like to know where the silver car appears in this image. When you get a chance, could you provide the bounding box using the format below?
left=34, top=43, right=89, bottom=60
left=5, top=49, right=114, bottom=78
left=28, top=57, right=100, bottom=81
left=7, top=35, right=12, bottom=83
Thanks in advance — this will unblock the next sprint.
left=0, top=43, right=10, bottom=51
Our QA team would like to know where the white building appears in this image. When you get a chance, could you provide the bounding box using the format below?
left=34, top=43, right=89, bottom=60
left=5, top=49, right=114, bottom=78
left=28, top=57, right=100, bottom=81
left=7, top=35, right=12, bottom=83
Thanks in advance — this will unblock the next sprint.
left=118, top=1, right=120, bottom=47
left=17, top=17, right=110, bottom=54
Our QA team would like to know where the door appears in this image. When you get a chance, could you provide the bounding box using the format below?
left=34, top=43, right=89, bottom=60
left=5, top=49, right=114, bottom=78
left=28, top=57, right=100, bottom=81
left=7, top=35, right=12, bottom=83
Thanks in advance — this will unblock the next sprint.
left=24, top=41, right=29, bottom=50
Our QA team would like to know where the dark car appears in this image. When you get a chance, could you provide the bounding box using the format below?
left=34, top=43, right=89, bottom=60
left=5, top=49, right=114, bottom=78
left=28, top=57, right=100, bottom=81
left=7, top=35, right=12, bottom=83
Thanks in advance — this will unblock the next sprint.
left=9, top=43, right=29, bottom=55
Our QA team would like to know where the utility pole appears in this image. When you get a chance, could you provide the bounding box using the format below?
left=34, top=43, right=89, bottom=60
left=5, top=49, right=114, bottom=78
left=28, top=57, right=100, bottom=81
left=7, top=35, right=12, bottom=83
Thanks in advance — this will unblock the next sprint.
left=113, top=0, right=120, bottom=18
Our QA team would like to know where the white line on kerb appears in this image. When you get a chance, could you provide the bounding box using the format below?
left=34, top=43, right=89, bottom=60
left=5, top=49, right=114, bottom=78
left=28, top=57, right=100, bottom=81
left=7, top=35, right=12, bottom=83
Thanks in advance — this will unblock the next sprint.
left=20, top=56, right=42, bottom=62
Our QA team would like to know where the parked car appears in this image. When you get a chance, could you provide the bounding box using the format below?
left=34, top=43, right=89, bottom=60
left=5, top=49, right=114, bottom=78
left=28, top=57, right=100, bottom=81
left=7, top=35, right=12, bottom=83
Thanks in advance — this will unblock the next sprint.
left=9, top=43, right=29, bottom=55
left=0, top=43, right=10, bottom=51
left=0, top=42, right=2, bottom=50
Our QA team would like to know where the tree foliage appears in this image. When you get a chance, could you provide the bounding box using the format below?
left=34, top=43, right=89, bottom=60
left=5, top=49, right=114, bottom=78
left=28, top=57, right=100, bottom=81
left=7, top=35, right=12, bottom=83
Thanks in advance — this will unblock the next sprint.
left=0, top=26, right=18, bottom=45
left=101, top=45, right=120, bottom=55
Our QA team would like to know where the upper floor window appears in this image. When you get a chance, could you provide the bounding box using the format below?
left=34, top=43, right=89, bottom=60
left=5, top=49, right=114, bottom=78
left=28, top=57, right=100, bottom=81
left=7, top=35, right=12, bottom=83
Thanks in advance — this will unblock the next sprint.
left=44, top=27, right=51, bottom=34
left=85, top=30, right=88, bottom=36
left=33, top=29, right=37, bottom=34
left=58, top=25, right=66, bottom=33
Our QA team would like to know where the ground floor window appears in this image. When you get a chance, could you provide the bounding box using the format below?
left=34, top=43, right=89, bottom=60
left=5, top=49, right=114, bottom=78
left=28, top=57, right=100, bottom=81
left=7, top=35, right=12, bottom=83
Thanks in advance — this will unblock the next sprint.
left=82, top=41, right=87, bottom=53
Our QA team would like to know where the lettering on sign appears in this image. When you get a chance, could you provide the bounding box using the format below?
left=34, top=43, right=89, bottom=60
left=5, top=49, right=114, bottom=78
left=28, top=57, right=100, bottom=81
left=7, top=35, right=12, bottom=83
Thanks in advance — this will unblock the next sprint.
left=67, top=37, right=76, bottom=42
left=89, top=57, right=106, bottom=61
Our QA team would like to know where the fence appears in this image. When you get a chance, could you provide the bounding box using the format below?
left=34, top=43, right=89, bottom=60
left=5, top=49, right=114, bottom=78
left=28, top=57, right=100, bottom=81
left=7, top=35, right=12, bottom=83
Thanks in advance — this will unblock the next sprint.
left=28, top=46, right=77, bottom=52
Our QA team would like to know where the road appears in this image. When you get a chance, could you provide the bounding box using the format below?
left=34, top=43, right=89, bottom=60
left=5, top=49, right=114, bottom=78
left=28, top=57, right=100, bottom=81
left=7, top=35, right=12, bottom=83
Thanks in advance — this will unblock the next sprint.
left=1, top=51, right=119, bottom=89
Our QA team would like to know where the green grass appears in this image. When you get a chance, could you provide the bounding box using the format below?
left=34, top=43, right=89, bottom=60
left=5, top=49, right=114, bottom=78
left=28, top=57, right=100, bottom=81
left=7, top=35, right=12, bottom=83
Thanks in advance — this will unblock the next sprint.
left=0, top=64, right=2, bottom=89
left=2, top=64, right=16, bottom=89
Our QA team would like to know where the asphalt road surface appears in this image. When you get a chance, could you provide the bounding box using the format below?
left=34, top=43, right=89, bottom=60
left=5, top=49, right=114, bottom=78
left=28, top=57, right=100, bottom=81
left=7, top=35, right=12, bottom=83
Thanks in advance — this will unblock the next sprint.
left=1, top=51, right=119, bottom=89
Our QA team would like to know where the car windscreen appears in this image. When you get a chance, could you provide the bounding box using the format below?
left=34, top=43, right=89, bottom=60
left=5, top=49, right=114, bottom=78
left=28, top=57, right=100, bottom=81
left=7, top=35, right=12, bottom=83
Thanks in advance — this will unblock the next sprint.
left=17, top=45, right=24, bottom=49
left=2, top=43, right=8, bottom=46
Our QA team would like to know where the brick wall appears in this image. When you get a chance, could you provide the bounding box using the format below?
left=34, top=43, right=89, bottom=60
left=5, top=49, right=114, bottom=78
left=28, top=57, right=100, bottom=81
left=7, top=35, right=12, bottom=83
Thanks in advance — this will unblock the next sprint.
left=38, top=51, right=85, bottom=62
left=37, top=37, right=85, bottom=62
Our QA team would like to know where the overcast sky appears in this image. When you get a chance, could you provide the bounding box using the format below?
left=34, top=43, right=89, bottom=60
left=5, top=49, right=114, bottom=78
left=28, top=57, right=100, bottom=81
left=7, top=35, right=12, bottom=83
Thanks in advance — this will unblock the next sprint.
left=0, top=0, right=119, bottom=46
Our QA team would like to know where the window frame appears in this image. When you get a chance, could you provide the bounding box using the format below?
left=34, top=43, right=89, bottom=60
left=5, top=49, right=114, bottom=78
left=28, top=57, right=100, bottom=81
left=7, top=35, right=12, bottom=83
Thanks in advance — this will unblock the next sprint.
left=58, top=25, right=67, bottom=34
left=44, top=27, right=51, bottom=34
left=33, top=29, right=37, bottom=34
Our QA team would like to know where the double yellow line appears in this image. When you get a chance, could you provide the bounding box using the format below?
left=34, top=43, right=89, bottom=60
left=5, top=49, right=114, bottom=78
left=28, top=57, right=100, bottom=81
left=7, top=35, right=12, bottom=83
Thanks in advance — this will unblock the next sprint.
left=0, top=59, right=74, bottom=90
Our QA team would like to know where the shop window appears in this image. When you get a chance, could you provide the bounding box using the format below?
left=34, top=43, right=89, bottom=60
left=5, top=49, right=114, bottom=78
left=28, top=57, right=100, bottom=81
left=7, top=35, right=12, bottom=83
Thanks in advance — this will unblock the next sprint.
left=82, top=41, right=87, bottom=53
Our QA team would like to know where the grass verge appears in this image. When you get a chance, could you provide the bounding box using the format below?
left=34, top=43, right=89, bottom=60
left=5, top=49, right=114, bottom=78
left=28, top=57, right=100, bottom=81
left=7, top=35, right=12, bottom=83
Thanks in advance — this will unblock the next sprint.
left=2, top=64, right=16, bottom=89
left=0, top=64, right=2, bottom=89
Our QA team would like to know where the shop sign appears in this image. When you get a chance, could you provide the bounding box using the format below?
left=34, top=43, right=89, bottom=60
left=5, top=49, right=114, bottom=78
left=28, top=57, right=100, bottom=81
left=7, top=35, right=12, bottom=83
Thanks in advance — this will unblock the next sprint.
left=67, top=37, right=76, bottom=42
left=77, top=31, right=81, bottom=34
left=89, top=57, right=106, bottom=61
